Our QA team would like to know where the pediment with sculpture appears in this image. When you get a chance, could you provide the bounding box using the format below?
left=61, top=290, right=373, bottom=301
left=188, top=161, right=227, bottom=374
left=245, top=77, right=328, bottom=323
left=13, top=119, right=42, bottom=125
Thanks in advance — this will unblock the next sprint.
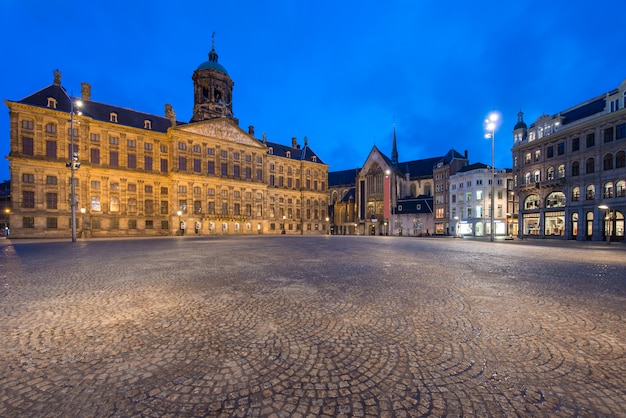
left=176, top=119, right=265, bottom=148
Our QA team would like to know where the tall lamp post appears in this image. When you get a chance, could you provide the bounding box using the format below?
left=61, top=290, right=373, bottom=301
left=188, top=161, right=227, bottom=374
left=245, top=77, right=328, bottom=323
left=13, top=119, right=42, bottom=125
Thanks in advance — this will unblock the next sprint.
left=599, top=204, right=611, bottom=244
left=485, top=112, right=499, bottom=242
left=66, top=97, right=82, bottom=242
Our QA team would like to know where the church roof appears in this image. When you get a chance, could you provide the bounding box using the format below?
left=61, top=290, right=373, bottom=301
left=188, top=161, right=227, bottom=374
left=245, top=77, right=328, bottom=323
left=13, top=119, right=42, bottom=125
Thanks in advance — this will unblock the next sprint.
left=402, top=156, right=442, bottom=179
left=328, top=168, right=359, bottom=187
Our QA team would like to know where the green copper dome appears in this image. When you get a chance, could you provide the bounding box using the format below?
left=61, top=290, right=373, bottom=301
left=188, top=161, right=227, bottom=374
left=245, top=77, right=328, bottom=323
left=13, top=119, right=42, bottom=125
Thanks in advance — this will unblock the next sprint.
left=197, top=48, right=228, bottom=75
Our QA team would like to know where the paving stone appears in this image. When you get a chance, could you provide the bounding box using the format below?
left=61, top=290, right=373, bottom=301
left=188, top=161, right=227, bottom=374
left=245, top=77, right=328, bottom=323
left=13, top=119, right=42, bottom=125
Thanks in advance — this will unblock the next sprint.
left=0, top=236, right=625, bottom=416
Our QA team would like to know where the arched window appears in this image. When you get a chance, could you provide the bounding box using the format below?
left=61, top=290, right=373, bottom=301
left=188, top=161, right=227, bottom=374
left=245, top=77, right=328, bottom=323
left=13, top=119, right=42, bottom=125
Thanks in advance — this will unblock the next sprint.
left=533, top=170, right=541, bottom=182
left=524, top=172, right=532, bottom=184
left=585, top=184, right=595, bottom=200
left=603, top=182, right=614, bottom=198
left=616, top=151, right=625, bottom=168
left=424, top=183, right=432, bottom=196
left=546, top=191, right=566, bottom=208
left=571, top=186, right=580, bottom=201
left=109, top=196, right=120, bottom=212
left=617, top=180, right=626, bottom=197
left=604, top=153, right=614, bottom=170
left=571, top=212, right=579, bottom=237
left=571, top=161, right=580, bottom=176
left=524, top=194, right=540, bottom=210
left=547, top=167, right=555, bottom=180
left=586, top=158, right=595, bottom=174
left=557, top=164, right=565, bottom=178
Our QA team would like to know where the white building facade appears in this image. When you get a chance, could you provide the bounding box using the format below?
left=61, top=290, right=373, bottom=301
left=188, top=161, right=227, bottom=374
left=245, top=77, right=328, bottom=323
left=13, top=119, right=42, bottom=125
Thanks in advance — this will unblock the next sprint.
left=449, top=163, right=513, bottom=238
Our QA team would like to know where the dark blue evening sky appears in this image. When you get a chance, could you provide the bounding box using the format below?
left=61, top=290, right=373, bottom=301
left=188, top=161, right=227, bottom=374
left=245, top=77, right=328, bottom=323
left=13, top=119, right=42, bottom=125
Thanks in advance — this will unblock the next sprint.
left=2, top=0, right=626, bottom=181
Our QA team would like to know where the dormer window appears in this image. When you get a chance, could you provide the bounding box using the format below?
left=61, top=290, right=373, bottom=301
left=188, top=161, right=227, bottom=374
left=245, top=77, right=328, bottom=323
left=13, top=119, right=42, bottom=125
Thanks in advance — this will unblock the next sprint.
left=47, top=97, right=57, bottom=108
left=285, top=151, right=291, bottom=158
left=110, top=112, right=118, bottom=123
left=312, top=156, right=317, bottom=162
left=268, top=147, right=274, bottom=155
left=144, top=119, right=152, bottom=129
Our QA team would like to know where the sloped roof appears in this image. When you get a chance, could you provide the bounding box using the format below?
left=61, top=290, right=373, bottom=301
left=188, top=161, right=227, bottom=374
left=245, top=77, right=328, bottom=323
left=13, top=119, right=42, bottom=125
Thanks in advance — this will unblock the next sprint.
left=402, top=156, right=442, bottom=179
left=561, top=97, right=605, bottom=125
left=457, top=162, right=490, bottom=173
left=328, top=168, right=358, bottom=187
left=395, top=196, right=434, bottom=214
left=340, top=187, right=356, bottom=203
left=265, top=140, right=325, bottom=165
left=439, top=148, right=467, bottom=165
left=15, top=83, right=184, bottom=133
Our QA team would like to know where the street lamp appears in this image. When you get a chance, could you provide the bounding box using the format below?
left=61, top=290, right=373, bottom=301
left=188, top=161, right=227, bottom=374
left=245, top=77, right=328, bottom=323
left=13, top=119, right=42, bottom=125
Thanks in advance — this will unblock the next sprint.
left=484, top=112, right=499, bottom=242
left=177, top=210, right=182, bottom=235
left=80, top=207, right=86, bottom=238
left=453, top=216, right=459, bottom=238
left=67, top=97, right=82, bottom=243
left=599, top=204, right=611, bottom=244
left=282, top=215, right=286, bottom=234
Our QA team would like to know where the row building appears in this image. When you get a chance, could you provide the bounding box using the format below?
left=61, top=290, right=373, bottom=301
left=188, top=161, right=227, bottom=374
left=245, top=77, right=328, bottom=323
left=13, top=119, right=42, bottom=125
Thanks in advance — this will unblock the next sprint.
left=512, top=79, right=626, bottom=241
left=5, top=45, right=329, bottom=238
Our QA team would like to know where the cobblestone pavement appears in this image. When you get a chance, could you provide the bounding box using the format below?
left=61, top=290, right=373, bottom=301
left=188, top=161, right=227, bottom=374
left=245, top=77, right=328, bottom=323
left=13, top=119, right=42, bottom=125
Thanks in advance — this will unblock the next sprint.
left=1, top=236, right=625, bottom=417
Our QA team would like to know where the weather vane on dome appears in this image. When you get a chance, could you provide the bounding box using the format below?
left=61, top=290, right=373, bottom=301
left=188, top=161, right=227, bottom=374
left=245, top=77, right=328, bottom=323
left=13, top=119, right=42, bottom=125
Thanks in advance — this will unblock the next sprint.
left=212, top=31, right=216, bottom=50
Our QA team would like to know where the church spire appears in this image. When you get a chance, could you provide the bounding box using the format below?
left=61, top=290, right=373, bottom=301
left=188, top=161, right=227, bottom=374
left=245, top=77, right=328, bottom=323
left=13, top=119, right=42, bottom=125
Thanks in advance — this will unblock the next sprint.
left=391, top=123, right=399, bottom=167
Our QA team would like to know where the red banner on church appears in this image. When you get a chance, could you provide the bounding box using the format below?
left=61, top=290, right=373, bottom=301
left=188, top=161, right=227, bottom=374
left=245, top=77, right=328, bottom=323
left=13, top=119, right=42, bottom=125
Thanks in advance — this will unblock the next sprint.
left=384, top=175, right=390, bottom=220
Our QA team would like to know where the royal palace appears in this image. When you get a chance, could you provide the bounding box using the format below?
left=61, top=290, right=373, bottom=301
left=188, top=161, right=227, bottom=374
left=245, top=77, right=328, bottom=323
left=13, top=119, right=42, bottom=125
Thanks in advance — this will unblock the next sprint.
left=5, top=45, right=329, bottom=238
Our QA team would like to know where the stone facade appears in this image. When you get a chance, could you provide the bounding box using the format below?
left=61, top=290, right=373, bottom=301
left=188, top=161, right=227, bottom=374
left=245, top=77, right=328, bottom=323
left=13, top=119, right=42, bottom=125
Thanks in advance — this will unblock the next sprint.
left=512, top=80, right=626, bottom=241
left=5, top=48, right=328, bottom=238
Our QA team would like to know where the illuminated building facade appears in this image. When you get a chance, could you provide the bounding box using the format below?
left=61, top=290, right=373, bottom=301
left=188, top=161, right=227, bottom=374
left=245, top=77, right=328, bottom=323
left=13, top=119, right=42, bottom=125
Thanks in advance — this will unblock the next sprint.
left=512, top=79, right=626, bottom=241
left=5, top=46, right=328, bottom=238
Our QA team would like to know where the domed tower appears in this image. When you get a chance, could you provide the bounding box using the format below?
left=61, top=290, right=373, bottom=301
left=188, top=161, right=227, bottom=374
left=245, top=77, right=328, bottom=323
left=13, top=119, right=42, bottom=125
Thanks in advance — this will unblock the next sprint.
left=513, top=110, right=527, bottom=144
left=191, top=33, right=235, bottom=122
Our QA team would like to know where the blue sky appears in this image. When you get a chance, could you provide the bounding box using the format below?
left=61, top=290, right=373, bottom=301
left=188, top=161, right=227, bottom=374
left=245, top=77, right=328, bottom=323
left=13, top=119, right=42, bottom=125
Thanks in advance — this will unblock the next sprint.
left=2, top=0, right=626, bottom=181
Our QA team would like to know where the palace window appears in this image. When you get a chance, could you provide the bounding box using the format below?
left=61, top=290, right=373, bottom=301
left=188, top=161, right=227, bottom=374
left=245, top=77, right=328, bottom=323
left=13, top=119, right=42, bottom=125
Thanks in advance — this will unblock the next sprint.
left=109, top=112, right=118, bottom=123
left=46, top=192, right=58, bottom=209
left=22, top=191, right=35, bottom=208
left=22, top=137, right=34, bottom=155
left=109, top=197, right=120, bottom=212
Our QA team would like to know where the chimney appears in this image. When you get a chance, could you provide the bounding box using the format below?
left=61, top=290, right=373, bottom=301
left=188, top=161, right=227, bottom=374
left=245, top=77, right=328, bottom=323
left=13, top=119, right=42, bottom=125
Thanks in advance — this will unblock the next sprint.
left=81, top=82, right=91, bottom=101
left=464, top=150, right=468, bottom=159
left=292, top=137, right=297, bottom=148
left=248, top=125, right=255, bottom=137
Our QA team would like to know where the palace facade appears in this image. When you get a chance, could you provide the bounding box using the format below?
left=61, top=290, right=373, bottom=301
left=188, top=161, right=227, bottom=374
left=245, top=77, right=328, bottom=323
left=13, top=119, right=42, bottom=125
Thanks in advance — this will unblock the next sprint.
left=5, top=45, right=329, bottom=238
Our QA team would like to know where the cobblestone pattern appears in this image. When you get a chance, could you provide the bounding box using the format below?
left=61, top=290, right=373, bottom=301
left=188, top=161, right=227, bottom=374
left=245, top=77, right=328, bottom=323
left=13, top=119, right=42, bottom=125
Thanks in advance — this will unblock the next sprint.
left=1, top=237, right=625, bottom=417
